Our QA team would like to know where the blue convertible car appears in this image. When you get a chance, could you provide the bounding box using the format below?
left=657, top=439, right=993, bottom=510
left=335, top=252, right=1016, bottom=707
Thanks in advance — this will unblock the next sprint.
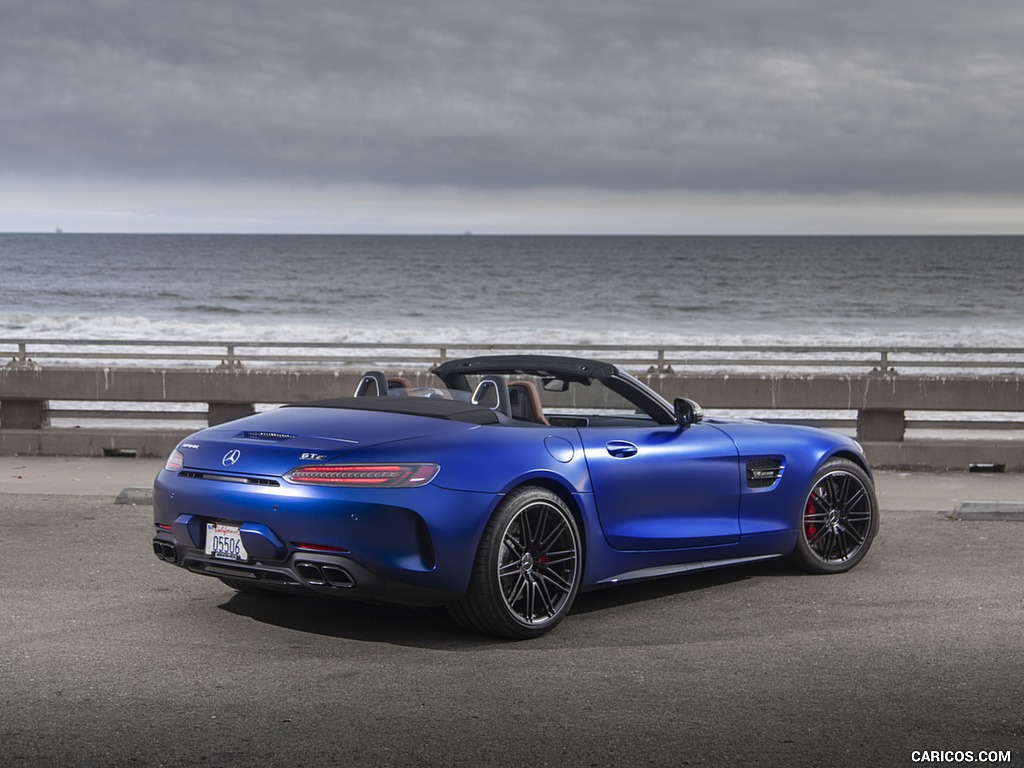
left=152, top=355, right=878, bottom=638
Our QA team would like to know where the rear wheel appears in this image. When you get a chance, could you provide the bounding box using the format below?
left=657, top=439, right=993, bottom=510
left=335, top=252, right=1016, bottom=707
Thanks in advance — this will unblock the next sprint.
left=788, top=458, right=878, bottom=574
left=448, top=486, right=582, bottom=639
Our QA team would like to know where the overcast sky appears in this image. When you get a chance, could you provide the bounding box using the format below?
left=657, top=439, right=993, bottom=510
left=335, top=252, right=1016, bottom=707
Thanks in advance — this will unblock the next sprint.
left=2, top=0, right=1023, bottom=234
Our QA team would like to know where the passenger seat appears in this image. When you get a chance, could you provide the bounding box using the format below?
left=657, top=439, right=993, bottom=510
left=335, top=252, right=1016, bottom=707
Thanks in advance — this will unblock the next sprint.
left=508, top=381, right=549, bottom=425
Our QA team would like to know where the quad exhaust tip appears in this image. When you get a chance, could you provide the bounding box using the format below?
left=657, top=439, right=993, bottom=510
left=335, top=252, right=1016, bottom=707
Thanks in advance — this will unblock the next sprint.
left=151, top=542, right=355, bottom=588
left=152, top=540, right=178, bottom=563
left=294, top=561, right=356, bottom=588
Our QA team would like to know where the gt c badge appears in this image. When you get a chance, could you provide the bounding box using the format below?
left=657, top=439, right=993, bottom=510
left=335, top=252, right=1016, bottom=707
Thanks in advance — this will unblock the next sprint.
left=222, top=449, right=242, bottom=467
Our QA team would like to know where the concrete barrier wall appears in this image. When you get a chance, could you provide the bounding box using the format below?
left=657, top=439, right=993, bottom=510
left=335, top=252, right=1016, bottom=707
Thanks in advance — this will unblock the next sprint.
left=2, top=366, right=1024, bottom=470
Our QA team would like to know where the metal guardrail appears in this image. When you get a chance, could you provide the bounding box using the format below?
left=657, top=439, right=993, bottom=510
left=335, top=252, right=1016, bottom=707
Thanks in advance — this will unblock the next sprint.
left=6, top=339, right=1024, bottom=374
left=40, top=410, right=1024, bottom=433
left=5, top=342, right=1024, bottom=465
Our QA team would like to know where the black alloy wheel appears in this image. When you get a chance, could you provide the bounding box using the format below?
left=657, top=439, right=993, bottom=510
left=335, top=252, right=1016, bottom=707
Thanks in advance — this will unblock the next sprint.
left=788, top=458, right=879, bottom=574
left=448, top=486, right=582, bottom=639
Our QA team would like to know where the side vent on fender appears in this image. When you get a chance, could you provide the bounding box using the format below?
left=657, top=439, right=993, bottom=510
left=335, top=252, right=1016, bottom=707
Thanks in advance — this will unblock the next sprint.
left=746, top=458, right=783, bottom=489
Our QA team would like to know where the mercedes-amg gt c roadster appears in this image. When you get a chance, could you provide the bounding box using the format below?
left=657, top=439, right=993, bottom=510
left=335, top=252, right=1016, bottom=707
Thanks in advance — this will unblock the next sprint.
left=152, top=355, right=878, bottom=638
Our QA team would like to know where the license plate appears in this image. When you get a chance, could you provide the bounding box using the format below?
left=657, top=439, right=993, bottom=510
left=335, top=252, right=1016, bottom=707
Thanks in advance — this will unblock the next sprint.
left=205, top=522, right=249, bottom=562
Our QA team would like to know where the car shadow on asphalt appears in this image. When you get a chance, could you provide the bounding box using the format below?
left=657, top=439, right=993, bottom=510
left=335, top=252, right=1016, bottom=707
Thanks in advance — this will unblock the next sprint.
left=218, top=592, right=503, bottom=650
left=217, top=560, right=797, bottom=650
left=569, top=564, right=772, bottom=616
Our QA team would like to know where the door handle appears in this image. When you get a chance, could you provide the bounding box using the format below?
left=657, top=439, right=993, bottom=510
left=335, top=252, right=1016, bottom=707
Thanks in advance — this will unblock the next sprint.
left=606, top=440, right=638, bottom=458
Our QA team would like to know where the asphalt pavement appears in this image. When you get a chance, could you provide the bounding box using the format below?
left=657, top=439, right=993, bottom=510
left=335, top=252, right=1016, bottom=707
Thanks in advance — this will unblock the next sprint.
left=1, top=458, right=1022, bottom=767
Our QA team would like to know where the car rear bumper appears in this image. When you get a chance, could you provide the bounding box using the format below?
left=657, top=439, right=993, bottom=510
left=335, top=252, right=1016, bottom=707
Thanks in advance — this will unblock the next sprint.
left=152, top=531, right=463, bottom=606
left=152, top=468, right=501, bottom=602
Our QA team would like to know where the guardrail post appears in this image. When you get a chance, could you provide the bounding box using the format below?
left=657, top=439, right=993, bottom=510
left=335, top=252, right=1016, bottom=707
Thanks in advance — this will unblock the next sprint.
left=219, top=345, right=244, bottom=369
left=871, top=349, right=896, bottom=375
left=856, top=409, right=906, bottom=442
left=6, top=343, right=41, bottom=370
left=648, top=349, right=674, bottom=374
left=0, top=399, right=49, bottom=429
left=208, top=402, right=255, bottom=426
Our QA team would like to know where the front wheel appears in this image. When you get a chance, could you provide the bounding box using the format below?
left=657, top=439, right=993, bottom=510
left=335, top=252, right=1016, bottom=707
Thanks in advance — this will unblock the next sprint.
left=448, top=486, right=582, bottom=639
left=787, top=458, right=879, bottom=574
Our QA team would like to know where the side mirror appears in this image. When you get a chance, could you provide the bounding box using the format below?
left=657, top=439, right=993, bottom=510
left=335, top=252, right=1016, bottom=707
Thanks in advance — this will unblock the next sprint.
left=673, top=397, right=704, bottom=427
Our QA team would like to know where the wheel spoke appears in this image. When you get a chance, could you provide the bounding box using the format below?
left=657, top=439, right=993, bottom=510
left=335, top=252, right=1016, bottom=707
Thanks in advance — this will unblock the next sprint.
left=817, top=527, right=835, bottom=558
left=807, top=525, right=829, bottom=548
left=828, top=529, right=844, bottom=560
left=839, top=473, right=853, bottom=503
left=541, top=546, right=576, bottom=563
left=524, top=577, right=536, bottom=620
left=520, top=509, right=535, bottom=548
left=498, top=560, right=522, bottom=578
left=535, top=507, right=553, bottom=546
left=842, top=486, right=867, bottom=512
left=538, top=519, right=567, bottom=553
left=834, top=528, right=849, bottom=560
left=810, top=492, right=829, bottom=513
left=502, top=526, right=526, bottom=558
left=826, top=474, right=842, bottom=505
left=533, top=576, right=556, bottom=616
left=514, top=572, right=531, bottom=601
left=536, top=567, right=573, bottom=594
left=840, top=524, right=866, bottom=547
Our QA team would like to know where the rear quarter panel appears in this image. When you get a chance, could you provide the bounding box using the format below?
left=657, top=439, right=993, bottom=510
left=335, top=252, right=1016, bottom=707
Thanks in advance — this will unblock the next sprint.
left=343, top=423, right=594, bottom=495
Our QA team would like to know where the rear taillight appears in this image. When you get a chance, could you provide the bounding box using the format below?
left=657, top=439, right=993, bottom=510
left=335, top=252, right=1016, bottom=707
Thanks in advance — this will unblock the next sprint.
left=164, top=449, right=184, bottom=472
left=284, top=463, right=439, bottom=487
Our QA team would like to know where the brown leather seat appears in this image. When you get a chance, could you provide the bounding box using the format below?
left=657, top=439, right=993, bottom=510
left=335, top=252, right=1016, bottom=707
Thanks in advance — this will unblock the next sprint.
left=355, top=372, right=409, bottom=397
left=508, top=381, right=549, bottom=425
left=387, top=377, right=411, bottom=395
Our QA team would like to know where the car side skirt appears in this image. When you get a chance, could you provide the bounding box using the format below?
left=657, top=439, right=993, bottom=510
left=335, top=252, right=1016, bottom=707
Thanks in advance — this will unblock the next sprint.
left=594, top=553, right=783, bottom=585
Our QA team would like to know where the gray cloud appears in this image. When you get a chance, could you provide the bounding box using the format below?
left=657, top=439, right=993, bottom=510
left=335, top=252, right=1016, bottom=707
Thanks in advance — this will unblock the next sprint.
left=3, top=0, right=1024, bottom=199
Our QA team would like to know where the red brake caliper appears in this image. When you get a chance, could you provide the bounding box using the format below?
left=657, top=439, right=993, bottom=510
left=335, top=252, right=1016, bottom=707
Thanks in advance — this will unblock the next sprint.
left=806, top=493, right=818, bottom=539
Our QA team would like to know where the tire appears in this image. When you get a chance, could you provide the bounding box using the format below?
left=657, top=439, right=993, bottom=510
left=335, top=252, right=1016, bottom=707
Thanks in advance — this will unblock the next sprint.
left=448, top=486, right=582, bottom=639
left=787, top=457, right=879, bottom=574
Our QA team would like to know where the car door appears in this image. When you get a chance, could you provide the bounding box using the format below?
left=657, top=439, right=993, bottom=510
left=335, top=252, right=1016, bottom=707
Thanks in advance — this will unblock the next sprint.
left=579, top=423, right=741, bottom=550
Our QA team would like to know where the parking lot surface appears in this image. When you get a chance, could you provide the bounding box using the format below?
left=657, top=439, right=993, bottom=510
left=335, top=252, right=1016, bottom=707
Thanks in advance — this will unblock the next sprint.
left=1, top=462, right=1022, bottom=767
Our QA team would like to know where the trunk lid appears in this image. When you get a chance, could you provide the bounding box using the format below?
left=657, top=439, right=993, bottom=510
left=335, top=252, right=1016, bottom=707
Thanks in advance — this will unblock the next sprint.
left=176, top=404, right=476, bottom=477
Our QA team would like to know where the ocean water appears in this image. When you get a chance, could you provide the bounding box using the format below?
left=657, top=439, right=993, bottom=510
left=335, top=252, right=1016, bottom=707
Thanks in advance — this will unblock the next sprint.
left=1, top=233, right=1023, bottom=349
